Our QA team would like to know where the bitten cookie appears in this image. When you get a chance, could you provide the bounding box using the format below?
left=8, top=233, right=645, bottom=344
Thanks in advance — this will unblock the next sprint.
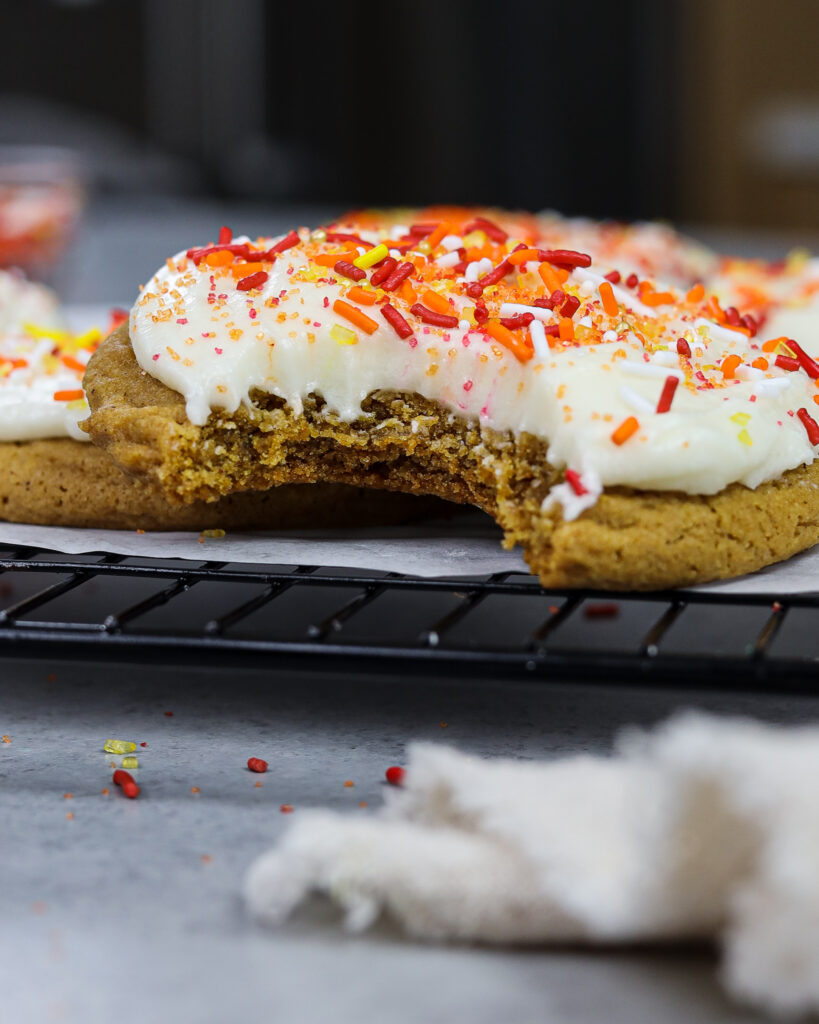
left=82, top=210, right=819, bottom=589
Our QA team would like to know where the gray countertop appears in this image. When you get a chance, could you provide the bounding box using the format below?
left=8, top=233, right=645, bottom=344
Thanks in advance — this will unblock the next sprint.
left=2, top=657, right=814, bottom=1023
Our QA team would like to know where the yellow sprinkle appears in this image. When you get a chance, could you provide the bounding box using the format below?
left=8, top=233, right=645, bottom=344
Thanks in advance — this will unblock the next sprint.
left=121, top=755, right=139, bottom=769
left=74, top=328, right=102, bottom=349
left=104, top=739, right=136, bottom=754
left=67, top=399, right=87, bottom=411
left=201, top=529, right=225, bottom=538
left=353, top=243, right=388, bottom=270
left=730, top=412, right=751, bottom=426
left=330, top=324, right=358, bottom=346
left=737, top=429, right=753, bottom=446
left=22, top=322, right=68, bottom=342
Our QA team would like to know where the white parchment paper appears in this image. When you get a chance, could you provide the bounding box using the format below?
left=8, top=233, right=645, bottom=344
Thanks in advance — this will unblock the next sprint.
left=0, top=512, right=817, bottom=594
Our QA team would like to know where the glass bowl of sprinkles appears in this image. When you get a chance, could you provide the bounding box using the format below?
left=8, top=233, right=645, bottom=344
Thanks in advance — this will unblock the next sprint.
left=0, top=146, right=85, bottom=281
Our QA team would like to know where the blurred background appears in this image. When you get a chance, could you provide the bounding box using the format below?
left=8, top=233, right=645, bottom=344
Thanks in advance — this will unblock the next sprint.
left=0, top=0, right=817, bottom=302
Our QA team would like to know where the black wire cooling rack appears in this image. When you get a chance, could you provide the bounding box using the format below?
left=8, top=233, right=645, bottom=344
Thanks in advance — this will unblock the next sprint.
left=0, top=544, right=815, bottom=690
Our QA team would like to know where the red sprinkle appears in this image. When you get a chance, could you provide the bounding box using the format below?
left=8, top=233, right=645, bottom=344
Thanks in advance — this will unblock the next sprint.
left=537, top=248, right=592, bottom=269
left=560, top=295, right=581, bottom=318
left=370, top=257, right=398, bottom=287
left=797, top=407, right=819, bottom=445
left=381, top=302, right=414, bottom=339
left=604, top=270, right=621, bottom=284
left=626, top=273, right=639, bottom=288
left=113, top=769, right=140, bottom=799
left=280, top=804, right=294, bottom=813
left=724, top=305, right=741, bottom=326
left=385, top=766, right=405, bottom=786
left=411, top=303, right=459, bottom=329
left=473, top=300, right=489, bottom=324
left=247, top=757, right=268, bottom=774
left=741, top=313, right=758, bottom=335
left=333, top=260, right=366, bottom=281
left=237, top=271, right=268, bottom=291
left=325, top=231, right=373, bottom=248
left=186, top=242, right=254, bottom=265
left=499, top=312, right=535, bottom=329
left=565, top=469, right=587, bottom=495
left=463, top=216, right=508, bottom=243
left=656, top=375, right=679, bottom=414
left=218, top=225, right=232, bottom=245
left=408, top=223, right=437, bottom=237
left=775, top=354, right=801, bottom=372
left=471, top=258, right=513, bottom=296
left=381, top=261, right=415, bottom=292
left=789, top=340, right=819, bottom=380
left=267, top=230, right=300, bottom=255
left=676, top=337, right=691, bottom=357
left=584, top=602, right=620, bottom=619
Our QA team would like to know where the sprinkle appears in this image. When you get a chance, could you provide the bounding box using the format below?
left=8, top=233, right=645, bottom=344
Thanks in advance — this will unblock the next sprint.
left=1, top=735, right=9, bottom=743
left=471, top=258, right=513, bottom=294
left=353, top=243, right=388, bottom=269
left=604, top=270, right=621, bottom=284
left=789, top=340, right=819, bottom=380
left=121, top=755, right=139, bottom=769
left=484, top=320, right=533, bottom=362
left=626, top=273, right=639, bottom=288
left=53, top=389, right=84, bottom=402
left=411, top=302, right=459, bottom=329
left=598, top=281, right=619, bottom=317
left=558, top=317, right=574, bottom=341
left=798, top=408, right=819, bottom=445
left=721, top=354, right=743, bottom=379
left=104, top=739, right=136, bottom=754
left=237, top=271, right=268, bottom=291
left=565, top=469, right=587, bottom=495
left=619, top=385, right=654, bottom=414
left=344, top=780, right=354, bottom=788
left=462, top=216, right=508, bottom=242
left=380, top=302, right=414, bottom=340
left=560, top=295, right=581, bottom=319
left=686, top=282, right=705, bottom=303
left=656, top=376, right=679, bottom=413
left=385, top=766, right=405, bottom=786
left=762, top=336, right=794, bottom=354
left=370, top=257, right=398, bottom=287
left=247, top=757, right=268, bottom=773
left=346, top=285, right=377, bottom=306
left=528, top=319, right=549, bottom=360
left=434, top=251, right=461, bottom=268
left=313, top=250, right=355, bottom=267
left=499, top=312, right=534, bottom=330
left=330, top=323, right=358, bottom=346
left=381, top=261, right=415, bottom=291
left=113, top=769, right=140, bottom=799
left=537, top=248, right=592, bottom=269
left=264, top=230, right=300, bottom=256
left=642, top=290, right=676, bottom=307
left=420, top=289, right=455, bottom=316
left=676, top=337, right=691, bottom=357
left=737, top=429, right=752, bottom=446
left=334, top=260, right=366, bottom=282
left=775, top=354, right=800, bottom=372
left=622, top=361, right=684, bottom=381
left=218, top=225, right=232, bottom=244
left=585, top=602, right=620, bottom=618
left=280, top=804, right=294, bottom=813
left=333, top=299, right=379, bottom=335
left=611, top=416, right=640, bottom=445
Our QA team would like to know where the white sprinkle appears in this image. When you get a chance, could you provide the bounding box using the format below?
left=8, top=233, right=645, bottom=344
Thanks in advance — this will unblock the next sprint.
left=389, top=249, right=401, bottom=260
left=736, top=365, right=765, bottom=382
left=572, top=266, right=657, bottom=317
left=753, top=377, right=791, bottom=396
left=578, top=280, right=595, bottom=297
left=435, top=251, right=461, bottom=269
left=578, top=315, right=592, bottom=328
left=651, top=350, right=680, bottom=367
left=602, top=330, right=618, bottom=343
left=458, top=319, right=470, bottom=330
left=621, top=360, right=685, bottom=381
left=499, top=302, right=555, bottom=324
left=529, top=318, right=550, bottom=361
left=466, top=257, right=493, bottom=282
left=693, top=318, right=745, bottom=344
left=441, top=234, right=463, bottom=251
left=619, top=385, right=654, bottom=414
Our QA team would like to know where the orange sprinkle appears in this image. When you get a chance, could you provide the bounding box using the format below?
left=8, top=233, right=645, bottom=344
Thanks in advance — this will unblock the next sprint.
left=813, top=395, right=819, bottom=407
left=344, top=780, right=354, bottom=788
left=190, top=786, right=200, bottom=795
left=507, top=247, right=540, bottom=265
left=333, top=299, right=379, bottom=335
left=425, top=223, right=452, bottom=250
left=346, top=286, right=378, bottom=306
left=313, top=250, right=355, bottom=267
left=280, top=804, right=294, bottom=813
left=706, top=294, right=725, bottom=321
left=421, top=289, right=454, bottom=315
left=752, top=357, right=769, bottom=370
left=205, top=250, right=233, bottom=267
left=1, top=735, right=9, bottom=743
left=762, top=336, right=794, bottom=354
left=61, top=354, right=86, bottom=373
left=101, top=788, right=109, bottom=796
left=399, top=280, right=417, bottom=304
left=484, top=320, right=533, bottom=362
left=538, top=262, right=562, bottom=293
left=230, top=261, right=265, bottom=278
left=611, top=416, right=639, bottom=445
left=53, top=389, right=84, bottom=402
left=721, top=354, right=742, bottom=378
left=642, top=290, right=676, bottom=307
left=598, top=281, right=619, bottom=317
left=558, top=317, right=575, bottom=341
left=686, top=282, right=705, bottom=303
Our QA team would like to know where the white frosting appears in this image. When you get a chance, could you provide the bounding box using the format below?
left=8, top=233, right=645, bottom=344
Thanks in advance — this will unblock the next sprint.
left=129, top=232, right=819, bottom=499
left=0, top=270, right=93, bottom=442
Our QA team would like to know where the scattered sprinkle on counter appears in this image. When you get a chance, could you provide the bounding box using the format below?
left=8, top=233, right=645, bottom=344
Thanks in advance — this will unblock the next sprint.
left=385, top=766, right=405, bottom=786
left=104, top=738, right=136, bottom=754
left=247, top=757, right=268, bottom=773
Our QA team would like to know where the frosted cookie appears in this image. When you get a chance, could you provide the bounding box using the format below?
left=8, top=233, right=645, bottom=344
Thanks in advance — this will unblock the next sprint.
left=0, top=288, right=438, bottom=530
left=83, top=216, right=819, bottom=589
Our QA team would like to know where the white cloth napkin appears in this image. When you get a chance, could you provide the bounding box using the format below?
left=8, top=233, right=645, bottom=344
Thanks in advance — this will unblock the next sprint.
left=245, top=714, right=819, bottom=1016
